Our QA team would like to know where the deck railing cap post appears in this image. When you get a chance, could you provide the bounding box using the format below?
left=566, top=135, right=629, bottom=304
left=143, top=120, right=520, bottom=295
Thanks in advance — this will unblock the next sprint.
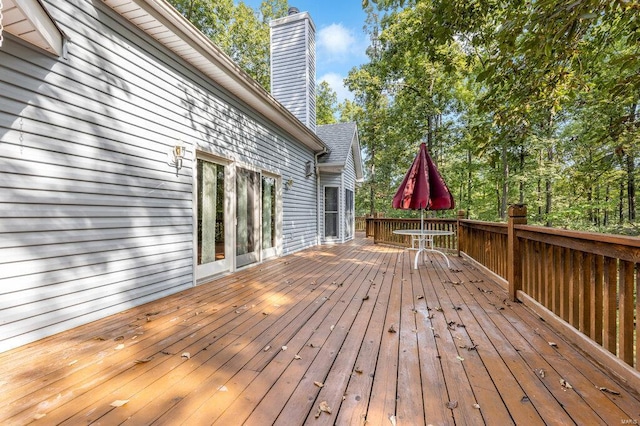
left=508, top=204, right=527, bottom=220
left=507, top=204, right=526, bottom=301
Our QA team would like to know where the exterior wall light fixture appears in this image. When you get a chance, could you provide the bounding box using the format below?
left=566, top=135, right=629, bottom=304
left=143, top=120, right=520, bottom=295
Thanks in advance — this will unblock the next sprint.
left=168, top=144, right=186, bottom=176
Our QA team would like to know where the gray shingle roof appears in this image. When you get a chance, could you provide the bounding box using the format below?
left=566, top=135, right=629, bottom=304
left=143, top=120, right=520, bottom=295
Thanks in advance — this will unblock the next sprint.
left=316, top=122, right=357, bottom=166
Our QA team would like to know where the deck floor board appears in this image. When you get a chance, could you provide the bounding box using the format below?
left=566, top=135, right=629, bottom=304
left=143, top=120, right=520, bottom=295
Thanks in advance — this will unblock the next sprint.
left=1, top=235, right=638, bottom=425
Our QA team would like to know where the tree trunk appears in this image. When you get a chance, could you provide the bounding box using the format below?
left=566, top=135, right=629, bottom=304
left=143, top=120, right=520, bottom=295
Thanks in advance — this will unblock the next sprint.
left=501, top=144, right=508, bottom=220
left=467, top=149, right=472, bottom=209
left=626, top=102, right=636, bottom=223
left=619, top=179, right=624, bottom=224
left=545, top=147, right=552, bottom=226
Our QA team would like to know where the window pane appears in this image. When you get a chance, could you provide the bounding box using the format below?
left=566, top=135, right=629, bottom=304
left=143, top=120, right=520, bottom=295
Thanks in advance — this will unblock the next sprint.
left=197, top=159, right=225, bottom=264
left=325, top=187, right=338, bottom=212
left=345, top=189, right=354, bottom=238
left=262, top=176, right=276, bottom=249
left=237, top=168, right=258, bottom=256
left=325, top=212, right=338, bottom=237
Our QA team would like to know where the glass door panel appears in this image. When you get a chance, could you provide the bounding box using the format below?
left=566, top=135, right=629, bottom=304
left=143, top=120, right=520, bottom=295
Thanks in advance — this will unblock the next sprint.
left=196, top=158, right=228, bottom=280
left=236, top=168, right=260, bottom=267
left=262, top=176, right=277, bottom=259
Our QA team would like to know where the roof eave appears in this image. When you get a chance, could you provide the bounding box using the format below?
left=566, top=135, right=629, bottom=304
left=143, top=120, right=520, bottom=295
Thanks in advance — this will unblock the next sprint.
left=5, top=0, right=66, bottom=55
left=104, top=0, right=328, bottom=154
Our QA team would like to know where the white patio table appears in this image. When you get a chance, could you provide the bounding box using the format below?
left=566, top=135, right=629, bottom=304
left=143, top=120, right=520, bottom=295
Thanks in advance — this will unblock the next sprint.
left=392, top=229, right=453, bottom=269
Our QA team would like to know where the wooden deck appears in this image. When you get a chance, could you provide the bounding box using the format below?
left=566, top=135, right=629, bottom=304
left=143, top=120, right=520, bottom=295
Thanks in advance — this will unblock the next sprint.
left=1, top=235, right=639, bottom=425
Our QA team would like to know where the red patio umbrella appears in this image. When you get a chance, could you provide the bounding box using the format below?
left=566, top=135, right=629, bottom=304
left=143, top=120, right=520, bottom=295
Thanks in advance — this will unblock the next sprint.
left=392, top=142, right=454, bottom=227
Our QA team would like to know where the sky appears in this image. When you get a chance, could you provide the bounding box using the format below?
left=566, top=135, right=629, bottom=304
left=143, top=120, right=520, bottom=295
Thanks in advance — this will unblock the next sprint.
left=240, top=0, right=372, bottom=103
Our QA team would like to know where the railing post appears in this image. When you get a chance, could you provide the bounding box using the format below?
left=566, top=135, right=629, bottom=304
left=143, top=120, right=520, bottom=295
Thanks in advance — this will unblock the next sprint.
left=508, top=204, right=527, bottom=301
left=456, top=210, right=466, bottom=257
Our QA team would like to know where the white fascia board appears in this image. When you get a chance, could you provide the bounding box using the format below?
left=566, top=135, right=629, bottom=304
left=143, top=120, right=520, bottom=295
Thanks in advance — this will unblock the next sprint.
left=10, top=0, right=65, bottom=55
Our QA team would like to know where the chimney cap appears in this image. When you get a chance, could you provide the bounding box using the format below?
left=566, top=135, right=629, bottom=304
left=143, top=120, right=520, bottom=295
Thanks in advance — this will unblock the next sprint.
left=288, top=7, right=299, bottom=15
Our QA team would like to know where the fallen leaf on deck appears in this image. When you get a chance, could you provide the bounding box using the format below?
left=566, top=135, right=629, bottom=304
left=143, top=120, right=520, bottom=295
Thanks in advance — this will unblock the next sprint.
left=354, top=368, right=363, bottom=374
left=217, top=385, right=228, bottom=392
left=416, top=295, right=424, bottom=300
left=548, top=342, right=558, bottom=348
left=389, top=415, right=397, bottom=425
left=281, top=346, right=287, bottom=351
left=314, top=381, right=324, bottom=388
left=446, top=400, right=458, bottom=409
left=521, top=396, right=530, bottom=403
left=94, top=336, right=106, bottom=341
left=473, top=403, right=480, bottom=409
left=315, top=401, right=331, bottom=418
left=114, top=336, right=124, bottom=341
left=115, top=344, right=125, bottom=350
left=388, top=324, right=397, bottom=333
left=460, top=343, right=478, bottom=351
left=330, top=325, right=335, bottom=331
left=560, top=379, right=573, bottom=389
left=447, top=321, right=457, bottom=330
left=362, top=295, right=370, bottom=301
left=536, top=368, right=545, bottom=378
left=294, top=354, right=302, bottom=360
left=435, top=306, right=443, bottom=312
left=453, top=305, right=463, bottom=311
left=597, top=386, right=620, bottom=395
left=456, top=356, right=465, bottom=361
left=134, top=356, right=154, bottom=364
left=33, top=413, right=46, bottom=420
left=263, top=345, right=271, bottom=352
left=110, top=399, right=129, bottom=407
left=181, top=352, right=191, bottom=359
left=68, top=360, right=78, bottom=366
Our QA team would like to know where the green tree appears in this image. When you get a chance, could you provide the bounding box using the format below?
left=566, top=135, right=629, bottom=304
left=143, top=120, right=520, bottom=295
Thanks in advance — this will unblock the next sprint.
left=316, top=81, right=338, bottom=125
left=167, top=0, right=289, bottom=89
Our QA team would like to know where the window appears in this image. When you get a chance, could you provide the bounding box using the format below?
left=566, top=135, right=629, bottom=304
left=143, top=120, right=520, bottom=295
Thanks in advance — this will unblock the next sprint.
left=345, top=189, right=354, bottom=239
left=324, top=186, right=339, bottom=238
left=197, top=159, right=225, bottom=264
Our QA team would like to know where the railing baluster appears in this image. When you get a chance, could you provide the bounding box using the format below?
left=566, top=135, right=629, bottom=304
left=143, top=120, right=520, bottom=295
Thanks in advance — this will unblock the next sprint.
left=619, top=260, right=635, bottom=365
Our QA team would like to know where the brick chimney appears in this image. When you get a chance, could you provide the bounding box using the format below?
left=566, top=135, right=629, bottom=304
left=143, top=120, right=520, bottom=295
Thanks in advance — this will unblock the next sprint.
left=270, top=7, right=316, bottom=133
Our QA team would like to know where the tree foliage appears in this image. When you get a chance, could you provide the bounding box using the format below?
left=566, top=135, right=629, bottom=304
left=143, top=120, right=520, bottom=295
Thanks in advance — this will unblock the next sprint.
left=351, top=0, right=638, bottom=233
left=167, top=0, right=289, bottom=89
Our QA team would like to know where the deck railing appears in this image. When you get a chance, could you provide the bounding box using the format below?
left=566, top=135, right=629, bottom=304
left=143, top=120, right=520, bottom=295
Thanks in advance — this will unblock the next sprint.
left=461, top=205, right=639, bottom=377
left=355, top=216, right=367, bottom=232
left=367, top=208, right=639, bottom=380
left=366, top=217, right=458, bottom=251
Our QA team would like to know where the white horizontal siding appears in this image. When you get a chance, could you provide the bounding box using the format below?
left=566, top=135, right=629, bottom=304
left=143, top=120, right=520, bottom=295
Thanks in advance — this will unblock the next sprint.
left=0, top=0, right=319, bottom=353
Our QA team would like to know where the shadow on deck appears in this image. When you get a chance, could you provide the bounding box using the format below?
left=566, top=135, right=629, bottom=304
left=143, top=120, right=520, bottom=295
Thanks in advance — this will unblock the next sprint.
left=1, top=235, right=638, bottom=425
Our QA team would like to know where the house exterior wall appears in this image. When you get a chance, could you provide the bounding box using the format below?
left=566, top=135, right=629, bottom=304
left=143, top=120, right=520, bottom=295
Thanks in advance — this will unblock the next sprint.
left=0, top=0, right=318, bottom=353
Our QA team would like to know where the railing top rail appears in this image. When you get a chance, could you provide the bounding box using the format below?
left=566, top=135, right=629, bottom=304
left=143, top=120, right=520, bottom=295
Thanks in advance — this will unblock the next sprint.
left=460, top=219, right=507, bottom=228
left=368, top=217, right=457, bottom=223
left=516, top=224, right=640, bottom=248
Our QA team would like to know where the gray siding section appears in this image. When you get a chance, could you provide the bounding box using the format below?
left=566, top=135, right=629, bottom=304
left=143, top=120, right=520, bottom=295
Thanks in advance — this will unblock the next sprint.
left=270, top=14, right=316, bottom=133
left=343, top=148, right=357, bottom=241
left=0, top=0, right=317, bottom=352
